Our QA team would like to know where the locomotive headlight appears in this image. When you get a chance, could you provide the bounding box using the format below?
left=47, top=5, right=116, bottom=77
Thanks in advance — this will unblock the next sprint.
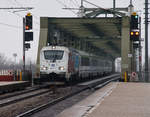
left=43, top=67, right=47, bottom=70
left=52, top=46, right=56, bottom=49
left=59, top=66, right=65, bottom=70
left=41, top=66, right=48, bottom=70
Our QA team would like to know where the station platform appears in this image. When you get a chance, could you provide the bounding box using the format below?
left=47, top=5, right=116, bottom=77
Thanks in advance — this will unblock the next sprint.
left=0, top=81, right=29, bottom=93
left=56, top=82, right=150, bottom=117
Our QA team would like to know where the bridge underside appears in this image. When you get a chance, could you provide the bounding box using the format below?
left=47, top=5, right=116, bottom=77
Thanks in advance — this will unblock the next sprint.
left=37, top=17, right=122, bottom=64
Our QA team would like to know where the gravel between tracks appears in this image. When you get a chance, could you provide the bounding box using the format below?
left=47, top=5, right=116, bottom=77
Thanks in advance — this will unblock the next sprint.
left=0, top=86, right=77, bottom=117
left=31, top=88, right=94, bottom=117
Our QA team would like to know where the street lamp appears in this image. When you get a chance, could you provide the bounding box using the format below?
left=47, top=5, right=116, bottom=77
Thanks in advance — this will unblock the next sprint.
left=13, top=53, right=17, bottom=69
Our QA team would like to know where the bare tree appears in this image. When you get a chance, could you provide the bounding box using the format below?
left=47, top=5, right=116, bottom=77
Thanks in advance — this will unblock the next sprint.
left=0, top=53, right=8, bottom=69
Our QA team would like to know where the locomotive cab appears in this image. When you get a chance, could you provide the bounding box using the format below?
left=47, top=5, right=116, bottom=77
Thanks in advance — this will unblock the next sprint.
left=40, top=46, right=69, bottom=81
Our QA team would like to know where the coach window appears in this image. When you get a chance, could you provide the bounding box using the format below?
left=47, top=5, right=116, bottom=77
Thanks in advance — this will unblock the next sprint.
left=81, top=56, right=89, bottom=66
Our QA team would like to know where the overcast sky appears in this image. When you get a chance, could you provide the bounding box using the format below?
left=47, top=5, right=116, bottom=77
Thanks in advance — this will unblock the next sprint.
left=0, top=0, right=148, bottom=63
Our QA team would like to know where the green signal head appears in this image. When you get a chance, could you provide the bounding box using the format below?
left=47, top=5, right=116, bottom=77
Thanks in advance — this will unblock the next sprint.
left=135, top=15, right=138, bottom=19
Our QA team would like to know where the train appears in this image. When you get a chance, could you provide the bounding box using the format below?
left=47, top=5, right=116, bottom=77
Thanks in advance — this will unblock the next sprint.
left=40, top=46, right=113, bottom=83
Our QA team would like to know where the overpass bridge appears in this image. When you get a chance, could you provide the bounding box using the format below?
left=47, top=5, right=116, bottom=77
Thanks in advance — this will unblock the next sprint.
left=36, top=3, right=141, bottom=80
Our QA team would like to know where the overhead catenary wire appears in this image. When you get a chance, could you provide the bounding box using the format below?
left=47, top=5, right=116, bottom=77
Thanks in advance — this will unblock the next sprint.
left=0, top=1, right=22, bottom=29
left=5, top=0, right=40, bottom=25
left=1, top=2, right=40, bottom=29
left=70, top=0, right=79, bottom=8
left=13, top=11, right=40, bottom=25
left=12, top=0, right=39, bottom=18
left=84, top=0, right=104, bottom=9
left=0, top=21, right=22, bottom=29
left=73, top=0, right=80, bottom=7
left=0, top=3, right=40, bottom=32
left=12, top=0, right=35, bottom=14
left=4, top=0, right=77, bottom=27
left=0, top=10, right=40, bottom=31
left=63, top=0, right=76, bottom=11
left=55, top=0, right=77, bottom=15
left=68, top=0, right=76, bottom=8
left=0, top=20, right=40, bottom=31
left=5, top=11, right=40, bottom=30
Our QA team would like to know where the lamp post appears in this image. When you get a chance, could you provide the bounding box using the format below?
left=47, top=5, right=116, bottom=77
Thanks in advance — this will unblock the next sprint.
left=13, top=53, right=17, bottom=69
left=13, top=53, right=17, bottom=81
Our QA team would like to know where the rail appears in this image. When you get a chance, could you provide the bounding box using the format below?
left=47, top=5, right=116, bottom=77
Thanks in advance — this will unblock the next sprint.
left=16, top=74, right=120, bottom=117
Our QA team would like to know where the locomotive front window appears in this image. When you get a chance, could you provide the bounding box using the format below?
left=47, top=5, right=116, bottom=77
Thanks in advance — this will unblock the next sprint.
left=44, top=50, right=64, bottom=60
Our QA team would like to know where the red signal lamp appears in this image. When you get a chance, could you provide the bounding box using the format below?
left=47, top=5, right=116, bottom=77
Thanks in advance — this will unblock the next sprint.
left=25, top=26, right=29, bottom=30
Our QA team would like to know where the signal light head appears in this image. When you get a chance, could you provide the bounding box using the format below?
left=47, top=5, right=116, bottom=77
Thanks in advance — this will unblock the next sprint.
left=130, top=32, right=134, bottom=35
left=27, top=12, right=31, bottom=16
left=131, top=12, right=139, bottom=29
left=132, top=12, right=137, bottom=16
left=130, top=30, right=140, bottom=41
left=130, top=31, right=139, bottom=36
left=25, top=26, right=29, bottom=30
left=135, top=15, right=138, bottom=19
left=25, top=13, right=32, bottom=30
left=135, top=31, right=139, bottom=36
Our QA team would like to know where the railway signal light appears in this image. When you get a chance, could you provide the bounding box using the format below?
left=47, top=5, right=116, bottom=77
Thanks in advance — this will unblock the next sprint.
left=25, top=25, right=29, bottom=30
left=130, top=31, right=134, bottom=36
left=25, top=13, right=32, bottom=30
left=131, top=12, right=139, bottom=29
left=130, top=30, right=139, bottom=41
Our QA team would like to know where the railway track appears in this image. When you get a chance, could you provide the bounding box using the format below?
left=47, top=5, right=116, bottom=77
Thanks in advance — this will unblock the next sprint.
left=0, top=84, right=54, bottom=108
left=0, top=84, right=50, bottom=100
left=16, top=74, right=120, bottom=117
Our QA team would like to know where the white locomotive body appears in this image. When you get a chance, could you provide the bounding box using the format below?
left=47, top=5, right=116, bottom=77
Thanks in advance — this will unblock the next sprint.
left=40, top=46, right=112, bottom=82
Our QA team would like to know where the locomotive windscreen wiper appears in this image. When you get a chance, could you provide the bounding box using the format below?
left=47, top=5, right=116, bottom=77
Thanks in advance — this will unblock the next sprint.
left=52, top=54, right=57, bottom=62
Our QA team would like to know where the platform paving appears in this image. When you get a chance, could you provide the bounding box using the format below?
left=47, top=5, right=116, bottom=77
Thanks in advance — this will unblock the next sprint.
left=56, top=82, right=150, bottom=117
left=0, top=81, right=29, bottom=92
left=0, top=81, right=27, bottom=86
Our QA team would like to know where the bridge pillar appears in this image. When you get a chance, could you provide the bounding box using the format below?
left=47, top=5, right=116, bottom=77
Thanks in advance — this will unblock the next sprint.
left=36, top=18, right=48, bottom=73
left=121, top=16, right=132, bottom=80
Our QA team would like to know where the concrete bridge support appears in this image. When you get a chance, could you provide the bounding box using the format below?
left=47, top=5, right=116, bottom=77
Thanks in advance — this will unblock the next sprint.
left=121, top=16, right=132, bottom=80
left=36, top=18, right=48, bottom=72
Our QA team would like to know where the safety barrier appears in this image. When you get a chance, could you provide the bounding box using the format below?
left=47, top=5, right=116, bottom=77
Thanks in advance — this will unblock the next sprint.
left=0, top=69, right=23, bottom=81
left=14, top=70, right=23, bottom=81
left=0, top=70, right=14, bottom=81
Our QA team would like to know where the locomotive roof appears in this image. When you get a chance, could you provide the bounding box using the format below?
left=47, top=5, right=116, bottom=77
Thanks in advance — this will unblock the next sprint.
left=41, top=46, right=69, bottom=51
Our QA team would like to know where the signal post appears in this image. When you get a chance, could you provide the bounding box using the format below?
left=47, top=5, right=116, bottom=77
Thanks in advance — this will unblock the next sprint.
left=130, top=12, right=140, bottom=81
left=23, top=13, right=33, bottom=78
left=121, top=12, right=140, bottom=82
